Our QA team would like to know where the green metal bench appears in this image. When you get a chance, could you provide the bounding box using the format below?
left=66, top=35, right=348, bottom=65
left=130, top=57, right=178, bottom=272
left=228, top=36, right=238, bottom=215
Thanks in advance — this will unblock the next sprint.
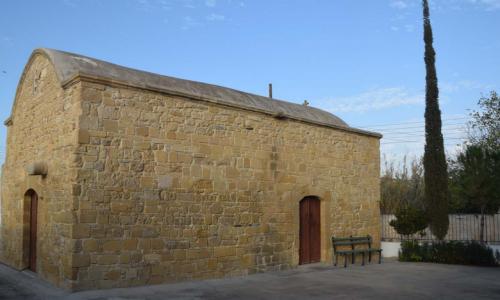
left=332, top=236, right=382, bottom=268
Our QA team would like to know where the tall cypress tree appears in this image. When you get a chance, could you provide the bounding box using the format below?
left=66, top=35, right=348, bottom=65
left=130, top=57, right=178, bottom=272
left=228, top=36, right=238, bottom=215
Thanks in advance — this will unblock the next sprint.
left=422, top=0, right=449, bottom=241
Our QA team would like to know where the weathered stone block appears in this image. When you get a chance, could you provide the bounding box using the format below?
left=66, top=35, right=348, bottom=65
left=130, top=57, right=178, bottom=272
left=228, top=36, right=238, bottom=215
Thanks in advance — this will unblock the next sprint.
left=97, top=256, right=119, bottom=265
left=77, top=130, right=90, bottom=144
left=158, top=175, right=172, bottom=189
left=123, top=239, right=138, bottom=250
left=111, top=203, right=128, bottom=212
left=174, top=250, right=185, bottom=261
left=70, top=224, right=91, bottom=239
left=214, top=246, right=227, bottom=258
left=88, top=267, right=103, bottom=281
left=103, top=241, right=121, bottom=252
left=70, top=253, right=91, bottom=268
left=83, top=240, right=98, bottom=252
left=82, top=87, right=102, bottom=102
left=104, top=120, right=118, bottom=133
left=109, top=269, right=120, bottom=280
left=79, top=210, right=97, bottom=223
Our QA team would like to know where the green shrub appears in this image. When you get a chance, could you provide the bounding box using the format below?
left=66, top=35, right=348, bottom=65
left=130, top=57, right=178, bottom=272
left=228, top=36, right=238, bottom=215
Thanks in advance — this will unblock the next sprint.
left=389, top=205, right=428, bottom=242
left=399, top=240, right=499, bottom=267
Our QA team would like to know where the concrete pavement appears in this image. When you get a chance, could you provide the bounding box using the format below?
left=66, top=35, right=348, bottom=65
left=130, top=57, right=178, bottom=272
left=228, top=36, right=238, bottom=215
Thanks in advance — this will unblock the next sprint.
left=1, top=259, right=499, bottom=299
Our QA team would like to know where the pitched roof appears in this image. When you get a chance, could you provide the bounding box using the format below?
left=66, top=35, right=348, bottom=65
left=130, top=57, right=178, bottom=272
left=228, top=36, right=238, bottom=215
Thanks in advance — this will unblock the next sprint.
left=24, top=48, right=381, bottom=137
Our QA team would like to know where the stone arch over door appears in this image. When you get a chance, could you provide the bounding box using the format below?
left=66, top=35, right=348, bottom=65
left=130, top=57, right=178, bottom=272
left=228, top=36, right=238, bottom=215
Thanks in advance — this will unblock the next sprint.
left=290, top=186, right=332, bottom=265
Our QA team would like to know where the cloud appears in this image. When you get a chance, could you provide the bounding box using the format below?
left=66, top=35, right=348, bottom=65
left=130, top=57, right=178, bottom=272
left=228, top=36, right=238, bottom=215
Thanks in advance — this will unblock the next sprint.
left=315, top=87, right=424, bottom=114
left=390, top=1, right=409, bottom=9
left=240, top=2, right=245, bottom=7
left=182, top=0, right=195, bottom=9
left=207, top=13, right=225, bottom=21
left=158, top=0, right=171, bottom=10
left=459, top=80, right=493, bottom=89
left=205, top=0, right=216, bottom=7
left=483, top=0, right=500, bottom=10
left=440, top=82, right=460, bottom=93
left=405, top=24, right=415, bottom=32
left=182, top=16, right=202, bottom=29
left=440, top=80, right=494, bottom=92
left=0, top=35, right=13, bottom=45
left=391, top=14, right=405, bottom=21
left=391, top=26, right=399, bottom=32
left=137, top=0, right=153, bottom=11
left=63, top=0, right=76, bottom=7
left=429, top=0, right=500, bottom=11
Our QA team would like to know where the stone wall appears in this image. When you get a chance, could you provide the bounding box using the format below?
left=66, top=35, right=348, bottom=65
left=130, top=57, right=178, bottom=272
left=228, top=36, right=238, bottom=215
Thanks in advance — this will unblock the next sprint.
left=1, top=53, right=81, bottom=288
left=67, top=81, right=381, bottom=291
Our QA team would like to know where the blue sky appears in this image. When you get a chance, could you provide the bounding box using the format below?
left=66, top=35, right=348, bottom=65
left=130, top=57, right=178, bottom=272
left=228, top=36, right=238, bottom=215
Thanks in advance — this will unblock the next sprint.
left=0, top=0, right=499, bottom=165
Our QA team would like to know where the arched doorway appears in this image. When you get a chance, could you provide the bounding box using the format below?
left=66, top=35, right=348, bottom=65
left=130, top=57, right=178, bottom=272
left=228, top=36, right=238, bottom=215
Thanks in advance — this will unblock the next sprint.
left=299, top=197, right=321, bottom=264
left=29, top=191, right=38, bottom=272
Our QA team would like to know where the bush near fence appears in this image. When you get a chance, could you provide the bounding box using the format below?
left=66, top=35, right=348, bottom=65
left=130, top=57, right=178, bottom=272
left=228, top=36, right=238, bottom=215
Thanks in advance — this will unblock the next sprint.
left=399, top=240, right=500, bottom=267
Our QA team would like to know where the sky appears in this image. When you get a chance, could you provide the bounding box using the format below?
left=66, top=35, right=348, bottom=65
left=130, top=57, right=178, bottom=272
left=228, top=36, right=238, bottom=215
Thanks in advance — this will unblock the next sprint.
left=0, top=0, right=499, bottom=167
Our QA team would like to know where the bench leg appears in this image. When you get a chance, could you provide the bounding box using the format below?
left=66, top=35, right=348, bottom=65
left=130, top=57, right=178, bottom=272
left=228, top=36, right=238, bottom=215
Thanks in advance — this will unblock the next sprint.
left=334, top=253, right=337, bottom=267
left=344, top=254, right=347, bottom=268
left=352, top=253, right=355, bottom=264
left=369, top=252, right=371, bottom=262
left=362, top=253, right=365, bottom=266
left=378, top=252, right=382, bottom=264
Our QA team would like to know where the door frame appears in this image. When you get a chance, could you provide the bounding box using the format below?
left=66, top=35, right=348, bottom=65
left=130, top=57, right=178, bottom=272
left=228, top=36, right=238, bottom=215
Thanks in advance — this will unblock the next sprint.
left=29, top=191, right=38, bottom=272
left=21, top=189, right=39, bottom=271
left=299, top=197, right=321, bottom=264
left=292, top=188, right=332, bottom=265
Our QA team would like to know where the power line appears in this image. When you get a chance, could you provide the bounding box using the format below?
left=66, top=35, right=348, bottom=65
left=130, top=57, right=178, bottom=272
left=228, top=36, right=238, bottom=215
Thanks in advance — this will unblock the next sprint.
left=383, top=137, right=463, bottom=142
left=381, top=141, right=460, bottom=146
left=371, top=122, right=468, bottom=132
left=381, top=140, right=462, bottom=144
left=381, top=128, right=464, bottom=135
left=353, top=117, right=473, bottom=129
left=383, top=133, right=465, bottom=139
left=372, top=122, right=469, bottom=130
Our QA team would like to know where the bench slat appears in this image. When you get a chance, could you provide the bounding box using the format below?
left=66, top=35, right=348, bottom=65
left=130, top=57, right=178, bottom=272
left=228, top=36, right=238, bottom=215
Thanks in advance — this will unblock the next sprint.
left=332, top=237, right=370, bottom=242
left=335, top=249, right=382, bottom=254
left=332, top=241, right=371, bottom=246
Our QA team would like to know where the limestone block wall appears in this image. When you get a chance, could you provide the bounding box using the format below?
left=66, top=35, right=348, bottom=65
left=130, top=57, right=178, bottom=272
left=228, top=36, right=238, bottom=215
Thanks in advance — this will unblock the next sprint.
left=0, top=54, right=80, bottom=288
left=68, top=81, right=381, bottom=291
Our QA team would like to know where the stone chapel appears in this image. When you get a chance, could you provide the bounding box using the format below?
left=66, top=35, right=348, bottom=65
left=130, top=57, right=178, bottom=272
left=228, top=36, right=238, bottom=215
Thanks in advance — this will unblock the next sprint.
left=0, top=48, right=381, bottom=292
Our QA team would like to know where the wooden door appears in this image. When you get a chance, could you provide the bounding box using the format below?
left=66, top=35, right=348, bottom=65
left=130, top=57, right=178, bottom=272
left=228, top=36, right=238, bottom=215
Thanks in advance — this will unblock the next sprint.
left=30, top=192, right=38, bottom=272
left=299, top=197, right=321, bottom=264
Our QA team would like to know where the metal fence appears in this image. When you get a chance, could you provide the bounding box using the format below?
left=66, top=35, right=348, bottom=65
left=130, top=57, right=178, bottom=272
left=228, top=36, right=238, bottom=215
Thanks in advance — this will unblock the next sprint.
left=381, top=213, right=500, bottom=244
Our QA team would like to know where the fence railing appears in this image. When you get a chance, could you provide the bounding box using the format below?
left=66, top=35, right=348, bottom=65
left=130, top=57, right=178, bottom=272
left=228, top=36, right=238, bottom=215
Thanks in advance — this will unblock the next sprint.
left=381, top=213, right=500, bottom=244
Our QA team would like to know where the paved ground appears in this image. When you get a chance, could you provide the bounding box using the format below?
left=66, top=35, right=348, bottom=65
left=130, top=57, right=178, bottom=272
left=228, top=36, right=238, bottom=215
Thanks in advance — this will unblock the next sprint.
left=1, top=259, right=499, bottom=300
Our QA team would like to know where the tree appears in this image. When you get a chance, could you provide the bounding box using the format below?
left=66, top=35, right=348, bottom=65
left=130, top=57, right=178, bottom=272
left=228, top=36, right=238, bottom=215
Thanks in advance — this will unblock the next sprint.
left=422, top=0, right=449, bottom=241
left=389, top=205, right=428, bottom=243
left=454, top=145, right=500, bottom=245
left=465, top=91, right=500, bottom=151
left=380, top=153, right=425, bottom=213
